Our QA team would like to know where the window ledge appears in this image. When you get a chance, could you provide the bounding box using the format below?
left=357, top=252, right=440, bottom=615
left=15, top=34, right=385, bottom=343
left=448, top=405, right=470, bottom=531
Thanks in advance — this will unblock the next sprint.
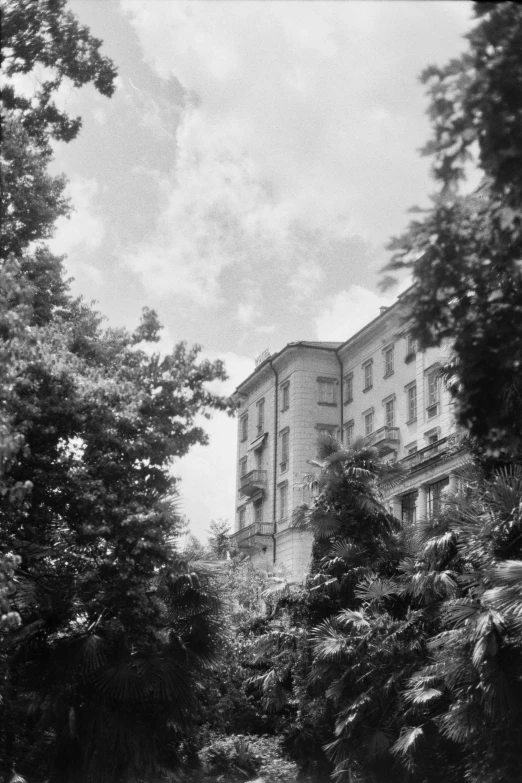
left=317, top=402, right=338, bottom=407
left=344, top=398, right=353, bottom=406
left=406, top=417, right=417, bottom=425
left=281, top=405, right=289, bottom=412
left=383, top=371, right=394, bottom=379
left=363, top=385, right=373, bottom=393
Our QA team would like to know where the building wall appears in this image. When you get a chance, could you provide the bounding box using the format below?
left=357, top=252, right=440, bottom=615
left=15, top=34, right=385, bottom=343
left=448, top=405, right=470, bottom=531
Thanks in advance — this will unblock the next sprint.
left=232, top=298, right=466, bottom=583
left=235, top=346, right=343, bottom=579
left=235, top=361, right=276, bottom=536
left=338, top=307, right=454, bottom=459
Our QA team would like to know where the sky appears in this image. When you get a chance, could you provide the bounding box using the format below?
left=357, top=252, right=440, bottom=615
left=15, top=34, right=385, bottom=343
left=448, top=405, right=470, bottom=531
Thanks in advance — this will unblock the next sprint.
left=44, top=0, right=476, bottom=542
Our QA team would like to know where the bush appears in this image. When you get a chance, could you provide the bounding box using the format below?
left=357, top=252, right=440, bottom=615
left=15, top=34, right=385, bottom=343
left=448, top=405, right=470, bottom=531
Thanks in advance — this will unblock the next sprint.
left=187, top=733, right=300, bottom=783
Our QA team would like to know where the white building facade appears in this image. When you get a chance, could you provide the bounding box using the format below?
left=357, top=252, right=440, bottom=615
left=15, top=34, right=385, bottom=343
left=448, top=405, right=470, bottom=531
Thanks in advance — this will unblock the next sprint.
left=231, top=293, right=466, bottom=582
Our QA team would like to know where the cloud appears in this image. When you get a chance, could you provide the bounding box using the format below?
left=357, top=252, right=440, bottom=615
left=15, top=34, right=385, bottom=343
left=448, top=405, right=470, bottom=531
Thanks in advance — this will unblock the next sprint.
left=93, top=108, right=107, bottom=125
left=119, top=0, right=472, bottom=323
left=315, top=285, right=394, bottom=343
left=49, top=177, right=105, bottom=282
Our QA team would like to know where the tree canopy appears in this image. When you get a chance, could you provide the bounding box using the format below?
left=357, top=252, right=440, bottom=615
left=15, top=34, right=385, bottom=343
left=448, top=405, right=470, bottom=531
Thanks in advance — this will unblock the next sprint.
left=0, top=2, right=233, bottom=780
left=1, top=0, right=117, bottom=144
left=384, top=2, right=522, bottom=457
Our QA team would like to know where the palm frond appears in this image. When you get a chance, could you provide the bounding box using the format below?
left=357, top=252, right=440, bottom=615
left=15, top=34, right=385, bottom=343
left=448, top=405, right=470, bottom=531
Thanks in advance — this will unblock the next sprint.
left=328, top=539, right=367, bottom=563
left=311, top=619, right=350, bottom=661
left=336, top=608, right=370, bottom=631
left=308, top=573, right=340, bottom=595
left=365, top=728, right=393, bottom=759
left=391, top=725, right=424, bottom=756
left=308, top=510, right=343, bottom=538
left=354, top=575, right=399, bottom=606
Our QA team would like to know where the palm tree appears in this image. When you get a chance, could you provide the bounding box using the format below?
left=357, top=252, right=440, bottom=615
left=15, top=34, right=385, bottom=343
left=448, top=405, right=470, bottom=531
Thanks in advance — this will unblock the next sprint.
left=0, top=495, right=225, bottom=783
left=394, top=466, right=522, bottom=783
left=247, top=436, right=409, bottom=782
left=294, top=434, right=403, bottom=614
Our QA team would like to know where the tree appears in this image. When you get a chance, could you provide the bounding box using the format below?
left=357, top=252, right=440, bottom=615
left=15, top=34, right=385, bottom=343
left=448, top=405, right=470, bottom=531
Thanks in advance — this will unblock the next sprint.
left=244, top=437, right=405, bottom=782
left=1, top=0, right=117, bottom=145
left=1, top=0, right=117, bottom=492
left=306, top=459, right=522, bottom=782
left=0, top=300, right=230, bottom=782
left=383, top=2, right=522, bottom=456
left=1, top=3, right=234, bottom=780
left=393, top=467, right=522, bottom=783
left=207, top=519, right=232, bottom=560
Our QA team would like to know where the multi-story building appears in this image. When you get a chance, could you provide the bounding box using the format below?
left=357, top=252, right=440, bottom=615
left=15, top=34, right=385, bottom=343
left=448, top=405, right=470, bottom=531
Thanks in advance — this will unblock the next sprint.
left=230, top=291, right=466, bottom=582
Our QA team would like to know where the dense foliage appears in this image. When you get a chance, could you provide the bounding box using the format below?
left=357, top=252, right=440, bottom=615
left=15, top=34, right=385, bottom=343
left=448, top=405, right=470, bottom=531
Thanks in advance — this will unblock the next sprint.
left=383, top=2, right=522, bottom=456
left=1, top=2, right=231, bottom=781
left=2, top=2, right=521, bottom=782
left=238, top=441, right=522, bottom=783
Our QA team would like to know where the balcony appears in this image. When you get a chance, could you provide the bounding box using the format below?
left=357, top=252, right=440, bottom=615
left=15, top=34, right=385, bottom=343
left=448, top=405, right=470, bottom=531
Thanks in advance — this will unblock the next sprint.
left=230, top=522, right=273, bottom=553
left=366, top=426, right=400, bottom=454
left=239, top=469, right=268, bottom=497
left=400, top=436, right=450, bottom=471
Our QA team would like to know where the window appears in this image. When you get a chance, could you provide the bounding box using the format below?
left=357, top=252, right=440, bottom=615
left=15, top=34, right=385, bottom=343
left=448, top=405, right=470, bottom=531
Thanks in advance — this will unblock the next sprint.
left=364, top=411, right=374, bottom=436
left=343, top=420, right=354, bottom=446
left=240, top=457, right=248, bottom=477
left=257, top=398, right=265, bottom=434
left=406, top=333, right=417, bottom=361
left=239, top=507, right=246, bottom=529
left=255, top=448, right=263, bottom=470
left=280, top=428, right=289, bottom=472
left=401, top=492, right=417, bottom=526
left=279, top=483, right=288, bottom=520
left=240, top=413, right=248, bottom=442
left=363, top=361, right=373, bottom=391
left=407, top=383, right=417, bottom=422
left=254, top=499, right=264, bottom=525
left=406, top=442, right=418, bottom=456
left=343, top=373, right=353, bottom=404
left=383, top=346, right=394, bottom=377
left=281, top=381, right=290, bottom=411
left=318, top=378, right=337, bottom=405
left=426, top=370, right=439, bottom=418
left=427, top=432, right=439, bottom=445
left=385, top=398, right=395, bottom=428
left=427, top=478, right=449, bottom=518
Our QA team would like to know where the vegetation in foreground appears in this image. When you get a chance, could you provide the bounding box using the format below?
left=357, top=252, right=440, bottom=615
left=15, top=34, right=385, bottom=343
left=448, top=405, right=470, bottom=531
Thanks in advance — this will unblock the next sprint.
left=1, top=1, right=521, bottom=782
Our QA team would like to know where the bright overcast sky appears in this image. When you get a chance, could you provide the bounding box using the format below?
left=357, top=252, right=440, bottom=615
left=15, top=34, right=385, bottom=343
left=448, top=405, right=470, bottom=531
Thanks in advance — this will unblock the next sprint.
left=48, top=0, right=476, bottom=541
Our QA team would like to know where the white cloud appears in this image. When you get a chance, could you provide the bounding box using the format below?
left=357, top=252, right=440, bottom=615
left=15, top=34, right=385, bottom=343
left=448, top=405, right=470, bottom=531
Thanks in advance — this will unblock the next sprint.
left=122, top=105, right=356, bottom=307
left=93, top=108, right=107, bottom=125
left=50, top=178, right=105, bottom=255
left=49, top=178, right=105, bottom=283
left=119, top=0, right=473, bottom=318
left=315, top=285, right=394, bottom=342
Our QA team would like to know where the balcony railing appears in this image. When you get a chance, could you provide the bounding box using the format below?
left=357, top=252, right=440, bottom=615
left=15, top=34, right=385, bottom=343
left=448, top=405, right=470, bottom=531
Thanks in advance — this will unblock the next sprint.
left=400, top=436, right=450, bottom=471
left=230, top=522, right=273, bottom=552
left=366, top=426, right=400, bottom=454
left=239, top=469, right=267, bottom=497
